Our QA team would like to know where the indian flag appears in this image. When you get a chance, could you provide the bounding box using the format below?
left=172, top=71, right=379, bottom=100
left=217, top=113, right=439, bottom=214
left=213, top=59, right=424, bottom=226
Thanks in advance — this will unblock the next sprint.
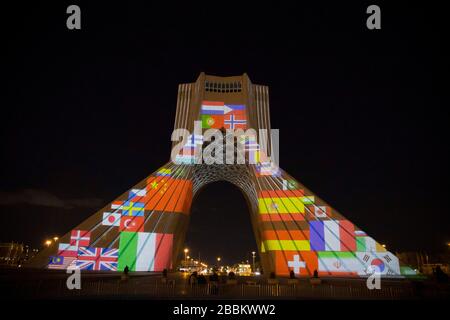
left=118, top=232, right=173, bottom=271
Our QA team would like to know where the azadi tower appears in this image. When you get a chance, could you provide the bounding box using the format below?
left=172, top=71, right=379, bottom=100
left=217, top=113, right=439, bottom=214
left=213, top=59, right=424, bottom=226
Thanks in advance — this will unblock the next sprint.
left=30, top=73, right=413, bottom=277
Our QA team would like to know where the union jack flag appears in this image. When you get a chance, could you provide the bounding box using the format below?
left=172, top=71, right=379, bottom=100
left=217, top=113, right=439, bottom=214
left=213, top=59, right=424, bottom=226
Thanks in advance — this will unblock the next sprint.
left=76, top=247, right=118, bottom=271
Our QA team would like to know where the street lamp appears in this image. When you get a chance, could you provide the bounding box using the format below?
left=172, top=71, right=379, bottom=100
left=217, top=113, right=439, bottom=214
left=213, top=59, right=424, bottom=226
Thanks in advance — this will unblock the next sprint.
left=44, top=240, right=52, bottom=247
left=53, top=237, right=59, bottom=242
left=252, top=251, right=256, bottom=273
left=184, top=248, right=189, bottom=267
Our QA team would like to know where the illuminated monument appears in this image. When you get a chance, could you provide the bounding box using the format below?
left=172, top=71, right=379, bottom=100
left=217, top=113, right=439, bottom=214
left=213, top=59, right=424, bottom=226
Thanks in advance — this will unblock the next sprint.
left=31, top=73, right=411, bottom=277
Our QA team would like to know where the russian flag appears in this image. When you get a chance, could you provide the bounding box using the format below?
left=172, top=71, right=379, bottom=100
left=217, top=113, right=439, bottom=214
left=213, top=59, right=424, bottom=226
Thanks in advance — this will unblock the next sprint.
left=310, top=220, right=356, bottom=251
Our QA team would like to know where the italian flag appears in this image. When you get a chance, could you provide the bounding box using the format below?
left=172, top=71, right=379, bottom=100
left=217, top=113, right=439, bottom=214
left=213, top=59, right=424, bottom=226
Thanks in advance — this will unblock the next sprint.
left=118, top=232, right=173, bottom=271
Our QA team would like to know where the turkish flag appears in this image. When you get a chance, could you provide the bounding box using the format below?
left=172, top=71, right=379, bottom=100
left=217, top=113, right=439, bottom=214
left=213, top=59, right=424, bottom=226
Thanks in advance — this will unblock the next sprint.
left=119, top=216, right=144, bottom=232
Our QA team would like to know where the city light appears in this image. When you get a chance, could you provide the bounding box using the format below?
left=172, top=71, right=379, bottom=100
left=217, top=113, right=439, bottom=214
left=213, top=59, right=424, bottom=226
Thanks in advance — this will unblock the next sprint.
left=53, top=237, right=59, bottom=242
left=217, top=257, right=221, bottom=262
left=382, top=244, right=387, bottom=248
left=44, top=240, right=52, bottom=247
left=251, top=251, right=256, bottom=273
left=183, top=248, right=189, bottom=268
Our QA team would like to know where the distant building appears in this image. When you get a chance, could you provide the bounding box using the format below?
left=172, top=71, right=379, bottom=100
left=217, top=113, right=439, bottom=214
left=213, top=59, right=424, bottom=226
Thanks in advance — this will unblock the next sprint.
left=0, top=242, right=38, bottom=267
left=396, top=251, right=450, bottom=275
left=236, top=264, right=252, bottom=276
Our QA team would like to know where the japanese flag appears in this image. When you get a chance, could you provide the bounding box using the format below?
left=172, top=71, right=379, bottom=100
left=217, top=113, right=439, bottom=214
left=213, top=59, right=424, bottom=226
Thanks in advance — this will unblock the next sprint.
left=102, top=212, right=121, bottom=226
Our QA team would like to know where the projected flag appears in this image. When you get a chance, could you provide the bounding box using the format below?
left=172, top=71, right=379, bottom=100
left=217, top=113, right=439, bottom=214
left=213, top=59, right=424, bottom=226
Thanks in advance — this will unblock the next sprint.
left=261, top=229, right=310, bottom=251
left=318, top=251, right=360, bottom=276
left=102, top=212, right=121, bottom=226
left=156, top=168, right=172, bottom=176
left=70, top=230, right=91, bottom=247
left=111, top=200, right=145, bottom=217
left=224, top=104, right=246, bottom=115
left=76, top=247, right=118, bottom=271
left=282, top=179, right=298, bottom=191
left=144, top=176, right=192, bottom=214
left=119, top=216, right=145, bottom=232
left=201, top=101, right=226, bottom=115
left=307, top=205, right=331, bottom=218
left=356, top=252, right=400, bottom=275
left=256, top=162, right=281, bottom=177
left=258, top=190, right=307, bottom=216
left=58, top=243, right=78, bottom=258
left=309, top=220, right=356, bottom=252
left=275, top=251, right=318, bottom=276
left=224, top=114, right=247, bottom=129
left=48, top=256, right=76, bottom=270
left=118, top=232, right=173, bottom=271
left=201, top=114, right=224, bottom=129
left=200, top=101, right=247, bottom=129
left=356, top=236, right=387, bottom=252
left=129, top=189, right=146, bottom=198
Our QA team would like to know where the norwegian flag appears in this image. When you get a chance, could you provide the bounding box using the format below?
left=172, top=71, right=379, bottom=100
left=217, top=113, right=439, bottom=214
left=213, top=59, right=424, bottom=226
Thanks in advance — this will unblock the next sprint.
left=76, top=247, right=118, bottom=271
left=70, top=230, right=91, bottom=247
left=224, top=114, right=247, bottom=129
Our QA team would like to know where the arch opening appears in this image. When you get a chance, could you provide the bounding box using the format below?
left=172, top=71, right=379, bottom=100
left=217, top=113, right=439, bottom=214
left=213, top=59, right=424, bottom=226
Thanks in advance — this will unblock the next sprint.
left=183, top=180, right=258, bottom=270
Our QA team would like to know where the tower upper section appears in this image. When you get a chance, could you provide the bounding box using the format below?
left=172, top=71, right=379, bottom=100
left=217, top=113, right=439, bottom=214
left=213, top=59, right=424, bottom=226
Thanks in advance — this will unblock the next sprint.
left=173, top=73, right=272, bottom=138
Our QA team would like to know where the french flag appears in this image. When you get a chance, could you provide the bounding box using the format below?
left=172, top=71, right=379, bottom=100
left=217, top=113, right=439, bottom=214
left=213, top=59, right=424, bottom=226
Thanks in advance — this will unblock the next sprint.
left=310, top=220, right=356, bottom=251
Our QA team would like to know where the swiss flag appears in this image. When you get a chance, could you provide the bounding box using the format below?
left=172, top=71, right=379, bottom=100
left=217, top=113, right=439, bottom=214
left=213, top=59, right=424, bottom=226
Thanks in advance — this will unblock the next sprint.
left=119, top=216, right=144, bottom=232
left=275, top=251, right=318, bottom=277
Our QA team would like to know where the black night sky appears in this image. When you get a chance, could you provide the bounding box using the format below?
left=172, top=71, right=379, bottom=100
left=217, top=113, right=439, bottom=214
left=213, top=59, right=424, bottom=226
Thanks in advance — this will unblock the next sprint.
left=1, top=2, right=448, bottom=265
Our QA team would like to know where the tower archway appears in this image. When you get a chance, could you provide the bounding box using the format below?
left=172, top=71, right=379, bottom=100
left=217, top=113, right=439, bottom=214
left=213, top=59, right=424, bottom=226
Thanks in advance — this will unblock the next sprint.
left=30, top=73, right=406, bottom=278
